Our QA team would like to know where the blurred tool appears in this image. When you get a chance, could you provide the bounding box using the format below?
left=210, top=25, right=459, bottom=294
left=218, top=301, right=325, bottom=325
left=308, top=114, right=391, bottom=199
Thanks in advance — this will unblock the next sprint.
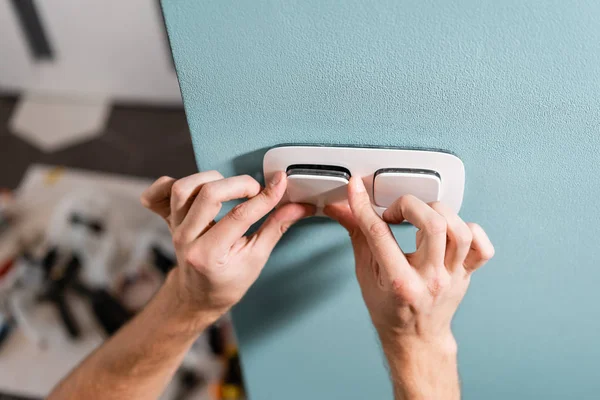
left=7, top=287, right=47, bottom=349
left=173, top=367, right=207, bottom=400
left=0, top=234, right=49, bottom=348
left=69, top=212, right=105, bottom=235
left=47, top=190, right=120, bottom=288
left=151, top=245, right=176, bottom=276
left=0, top=310, right=14, bottom=351
left=208, top=324, right=225, bottom=357
left=35, top=190, right=130, bottom=338
left=24, top=240, right=131, bottom=340
left=209, top=317, right=245, bottom=400
left=37, top=250, right=81, bottom=339
left=220, top=351, right=244, bottom=400
left=72, top=281, right=131, bottom=336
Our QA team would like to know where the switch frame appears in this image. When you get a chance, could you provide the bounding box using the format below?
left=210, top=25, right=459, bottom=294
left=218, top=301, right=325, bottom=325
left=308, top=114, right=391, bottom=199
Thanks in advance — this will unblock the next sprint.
left=263, top=145, right=465, bottom=214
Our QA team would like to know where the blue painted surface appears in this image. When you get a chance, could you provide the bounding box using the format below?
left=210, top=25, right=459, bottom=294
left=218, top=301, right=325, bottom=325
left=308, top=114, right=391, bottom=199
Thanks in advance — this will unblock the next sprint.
left=161, top=1, right=600, bottom=398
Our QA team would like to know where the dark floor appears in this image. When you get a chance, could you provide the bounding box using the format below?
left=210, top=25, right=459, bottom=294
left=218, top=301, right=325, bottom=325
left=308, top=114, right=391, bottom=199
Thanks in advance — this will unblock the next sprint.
left=0, top=395, right=37, bottom=400
left=0, top=96, right=198, bottom=190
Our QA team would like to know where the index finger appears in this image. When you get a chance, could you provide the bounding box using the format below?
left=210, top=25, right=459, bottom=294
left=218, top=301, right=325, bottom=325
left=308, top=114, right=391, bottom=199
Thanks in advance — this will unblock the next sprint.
left=203, top=171, right=288, bottom=249
left=176, top=174, right=262, bottom=243
left=347, top=177, right=411, bottom=275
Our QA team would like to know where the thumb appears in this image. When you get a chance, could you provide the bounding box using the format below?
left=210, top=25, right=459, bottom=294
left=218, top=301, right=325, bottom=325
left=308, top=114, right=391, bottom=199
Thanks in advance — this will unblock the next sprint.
left=253, top=203, right=315, bottom=256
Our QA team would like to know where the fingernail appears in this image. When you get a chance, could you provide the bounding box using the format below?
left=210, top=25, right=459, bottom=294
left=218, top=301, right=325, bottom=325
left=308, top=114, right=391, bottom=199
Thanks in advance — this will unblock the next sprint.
left=270, top=171, right=283, bottom=186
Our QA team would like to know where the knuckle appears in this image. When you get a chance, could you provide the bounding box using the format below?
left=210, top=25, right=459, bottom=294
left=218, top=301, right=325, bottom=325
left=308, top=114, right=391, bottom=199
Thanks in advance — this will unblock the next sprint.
left=255, top=189, right=279, bottom=209
left=241, top=174, right=257, bottom=184
left=172, top=229, right=187, bottom=247
left=368, top=220, right=390, bottom=238
left=141, top=176, right=173, bottom=207
left=206, top=170, right=223, bottom=179
left=424, top=215, right=447, bottom=235
left=395, top=195, right=414, bottom=213
left=171, top=180, right=188, bottom=199
left=428, top=201, right=443, bottom=210
left=480, top=244, right=496, bottom=261
left=260, top=184, right=278, bottom=201
left=455, top=226, right=473, bottom=247
left=206, top=246, right=229, bottom=267
left=427, top=272, right=451, bottom=297
left=399, top=194, right=417, bottom=206
left=467, top=222, right=482, bottom=232
left=229, top=203, right=250, bottom=222
left=467, top=222, right=495, bottom=260
left=241, top=174, right=261, bottom=194
left=391, top=278, right=420, bottom=304
left=139, top=193, right=151, bottom=208
left=197, top=183, right=216, bottom=202
left=183, top=249, right=197, bottom=267
left=428, top=201, right=452, bottom=216
left=257, top=188, right=274, bottom=203
left=467, top=222, right=487, bottom=240
left=184, top=247, right=211, bottom=272
left=157, top=175, right=173, bottom=185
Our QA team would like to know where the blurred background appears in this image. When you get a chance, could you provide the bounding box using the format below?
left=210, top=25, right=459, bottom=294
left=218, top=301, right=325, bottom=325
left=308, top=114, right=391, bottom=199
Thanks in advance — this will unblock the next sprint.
left=1, top=1, right=244, bottom=399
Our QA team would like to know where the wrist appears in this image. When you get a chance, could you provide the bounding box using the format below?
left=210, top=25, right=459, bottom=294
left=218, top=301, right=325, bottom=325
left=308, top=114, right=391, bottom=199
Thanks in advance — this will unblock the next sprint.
left=159, top=268, right=224, bottom=335
left=378, top=331, right=459, bottom=400
left=378, top=329, right=458, bottom=358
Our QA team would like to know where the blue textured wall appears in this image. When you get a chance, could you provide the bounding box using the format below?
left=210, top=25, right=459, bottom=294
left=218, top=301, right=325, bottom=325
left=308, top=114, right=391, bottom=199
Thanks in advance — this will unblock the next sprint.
left=161, top=1, right=600, bottom=398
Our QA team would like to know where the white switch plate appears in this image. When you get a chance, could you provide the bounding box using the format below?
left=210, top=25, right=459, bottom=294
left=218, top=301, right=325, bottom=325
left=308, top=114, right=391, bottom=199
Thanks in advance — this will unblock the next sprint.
left=263, top=146, right=465, bottom=214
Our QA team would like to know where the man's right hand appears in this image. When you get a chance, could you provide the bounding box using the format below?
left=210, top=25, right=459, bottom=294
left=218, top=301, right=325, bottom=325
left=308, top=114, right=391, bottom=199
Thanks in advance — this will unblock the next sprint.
left=325, top=176, right=494, bottom=400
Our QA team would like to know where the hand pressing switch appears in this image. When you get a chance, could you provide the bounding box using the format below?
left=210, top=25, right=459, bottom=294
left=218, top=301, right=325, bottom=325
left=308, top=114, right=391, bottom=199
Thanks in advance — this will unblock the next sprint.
left=373, top=169, right=441, bottom=208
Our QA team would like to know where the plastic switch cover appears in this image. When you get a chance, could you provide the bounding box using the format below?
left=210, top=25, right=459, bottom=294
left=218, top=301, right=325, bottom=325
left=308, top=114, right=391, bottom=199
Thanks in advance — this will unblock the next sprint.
left=373, top=169, right=441, bottom=207
left=286, top=166, right=349, bottom=206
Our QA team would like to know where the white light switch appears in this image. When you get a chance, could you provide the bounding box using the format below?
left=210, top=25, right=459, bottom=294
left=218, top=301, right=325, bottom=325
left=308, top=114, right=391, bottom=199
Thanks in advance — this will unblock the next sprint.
left=286, top=166, right=349, bottom=206
left=373, top=170, right=441, bottom=207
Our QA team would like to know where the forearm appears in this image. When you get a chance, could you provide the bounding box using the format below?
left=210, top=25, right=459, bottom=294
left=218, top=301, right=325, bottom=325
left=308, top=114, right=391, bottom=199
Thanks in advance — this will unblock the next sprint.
left=48, top=268, right=219, bottom=400
left=380, top=334, right=460, bottom=400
